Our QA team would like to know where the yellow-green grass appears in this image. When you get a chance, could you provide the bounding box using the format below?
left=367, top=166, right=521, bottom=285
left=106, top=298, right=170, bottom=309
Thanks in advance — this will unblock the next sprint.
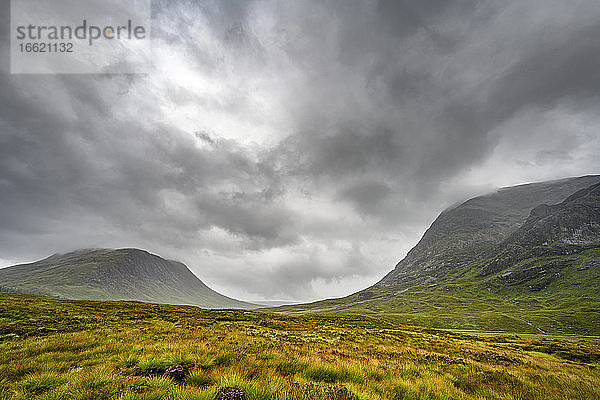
left=1, top=294, right=599, bottom=399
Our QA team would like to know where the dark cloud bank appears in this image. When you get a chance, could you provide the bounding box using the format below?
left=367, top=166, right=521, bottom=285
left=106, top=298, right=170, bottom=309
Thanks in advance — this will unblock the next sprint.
left=1, top=0, right=599, bottom=301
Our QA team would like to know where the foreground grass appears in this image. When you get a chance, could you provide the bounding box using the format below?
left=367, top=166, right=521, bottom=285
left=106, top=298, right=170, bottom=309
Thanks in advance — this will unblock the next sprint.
left=1, top=294, right=599, bottom=400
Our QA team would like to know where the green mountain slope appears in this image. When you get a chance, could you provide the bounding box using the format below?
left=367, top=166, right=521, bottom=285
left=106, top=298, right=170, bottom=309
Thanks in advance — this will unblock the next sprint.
left=0, top=248, right=256, bottom=309
left=273, top=175, right=600, bottom=335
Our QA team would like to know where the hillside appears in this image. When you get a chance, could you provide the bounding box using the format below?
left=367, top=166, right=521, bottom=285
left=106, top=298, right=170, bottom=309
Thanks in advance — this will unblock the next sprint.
left=0, top=248, right=256, bottom=309
left=376, top=175, right=600, bottom=289
left=272, top=175, right=600, bottom=335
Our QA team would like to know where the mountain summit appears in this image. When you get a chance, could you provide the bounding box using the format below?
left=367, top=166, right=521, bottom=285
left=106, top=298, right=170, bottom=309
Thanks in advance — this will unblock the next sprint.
left=0, top=248, right=256, bottom=309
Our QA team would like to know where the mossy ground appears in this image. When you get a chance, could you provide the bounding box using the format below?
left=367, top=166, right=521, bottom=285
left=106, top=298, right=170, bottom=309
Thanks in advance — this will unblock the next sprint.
left=1, top=294, right=599, bottom=399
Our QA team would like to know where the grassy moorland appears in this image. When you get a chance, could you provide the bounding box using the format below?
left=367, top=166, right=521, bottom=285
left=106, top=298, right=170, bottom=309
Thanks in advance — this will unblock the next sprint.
left=1, top=294, right=599, bottom=400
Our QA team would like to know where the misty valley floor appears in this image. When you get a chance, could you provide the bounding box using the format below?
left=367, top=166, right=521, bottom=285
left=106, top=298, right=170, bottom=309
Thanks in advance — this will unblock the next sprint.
left=1, top=294, right=599, bottom=400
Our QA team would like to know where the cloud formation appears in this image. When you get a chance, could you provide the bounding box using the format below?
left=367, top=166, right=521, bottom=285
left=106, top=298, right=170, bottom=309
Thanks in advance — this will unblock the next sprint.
left=1, top=0, right=599, bottom=301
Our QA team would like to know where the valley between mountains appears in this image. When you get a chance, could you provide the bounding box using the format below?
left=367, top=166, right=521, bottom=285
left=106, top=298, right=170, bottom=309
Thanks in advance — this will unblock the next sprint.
left=273, top=175, right=600, bottom=336
left=2, top=175, right=600, bottom=335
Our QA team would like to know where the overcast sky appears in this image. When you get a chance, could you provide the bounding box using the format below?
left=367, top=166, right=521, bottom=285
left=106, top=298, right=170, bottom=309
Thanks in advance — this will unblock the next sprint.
left=1, top=0, right=600, bottom=302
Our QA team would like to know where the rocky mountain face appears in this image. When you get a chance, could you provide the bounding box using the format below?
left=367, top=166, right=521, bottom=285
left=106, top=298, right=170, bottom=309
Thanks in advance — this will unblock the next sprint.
left=502, top=182, right=600, bottom=247
left=0, top=248, right=256, bottom=309
left=482, top=182, right=600, bottom=276
left=374, top=175, right=600, bottom=290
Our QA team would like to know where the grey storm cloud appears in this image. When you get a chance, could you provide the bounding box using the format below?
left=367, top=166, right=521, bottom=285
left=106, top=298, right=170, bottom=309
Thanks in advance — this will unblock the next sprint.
left=1, top=0, right=599, bottom=301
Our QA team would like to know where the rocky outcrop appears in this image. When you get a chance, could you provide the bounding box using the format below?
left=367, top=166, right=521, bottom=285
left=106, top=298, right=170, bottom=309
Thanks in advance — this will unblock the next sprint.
left=480, top=182, right=600, bottom=275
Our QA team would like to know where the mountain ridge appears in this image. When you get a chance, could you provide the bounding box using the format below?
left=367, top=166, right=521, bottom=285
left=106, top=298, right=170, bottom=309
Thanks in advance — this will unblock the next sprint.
left=0, top=248, right=257, bottom=309
left=376, top=175, right=600, bottom=289
left=480, top=181, right=600, bottom=276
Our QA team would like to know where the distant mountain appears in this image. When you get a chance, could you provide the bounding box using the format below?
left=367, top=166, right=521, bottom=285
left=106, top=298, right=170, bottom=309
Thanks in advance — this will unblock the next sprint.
left=274, top=175, right=600, bottom=335
left=254, top=300, right=302, bottom=307
left=0, top=248, right=257, bottom=309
